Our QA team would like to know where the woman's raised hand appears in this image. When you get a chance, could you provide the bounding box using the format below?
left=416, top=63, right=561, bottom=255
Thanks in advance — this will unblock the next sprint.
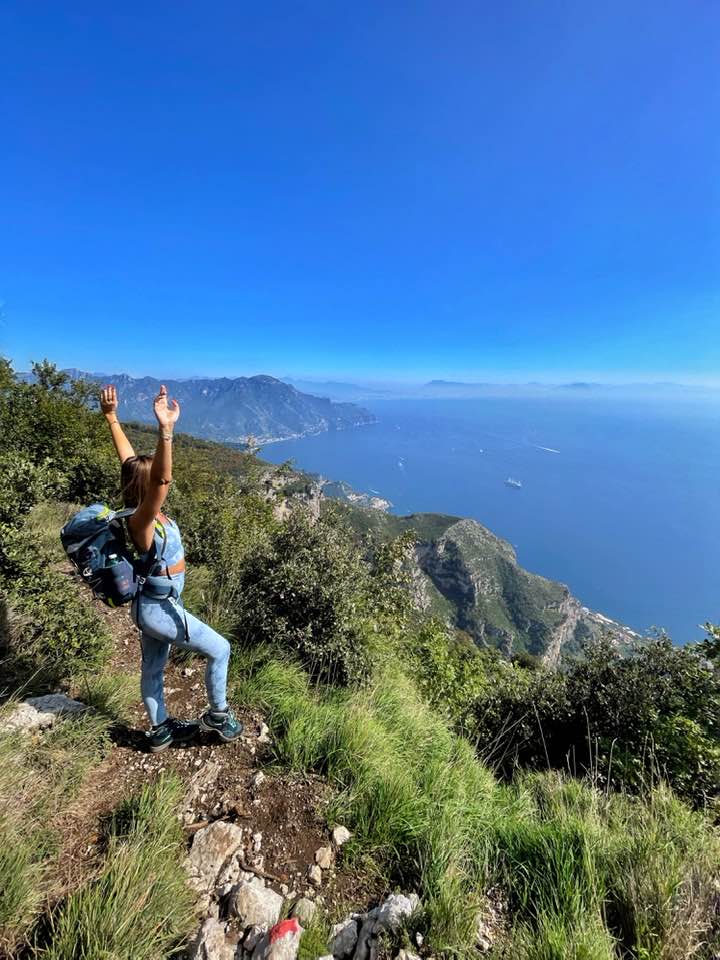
left=153, top=384, right=180, bottom=430
left=100, top=384, right=119, bottom=417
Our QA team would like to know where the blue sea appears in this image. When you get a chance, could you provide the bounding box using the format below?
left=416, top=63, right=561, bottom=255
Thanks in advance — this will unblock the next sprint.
left=262, top=395, right=720, bottom=643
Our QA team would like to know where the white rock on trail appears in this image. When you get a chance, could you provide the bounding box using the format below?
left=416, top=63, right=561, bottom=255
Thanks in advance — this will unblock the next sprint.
left=242, top=925, right=266, bottom=953
left=370, top=892, right=420, bottom=934
left=331, top=894, right=420, bottom=960
left=332, top=826, right=352, bottom=847
left=307, top=864, right=322, bottom=886
left=181, top=760, right=222, bottom=825
left=250, top=918, right=303, bottom=960
left=314, top=845, right=334, bottom=869
left=187, top=917, right=237, bottom=960
left=0, top=694, right=86, bottom=734
left=329, top=919, right=359, bottom=958
left=230, top=877, right=284, bottom=929
left=186, top=820, right=245, bottom=895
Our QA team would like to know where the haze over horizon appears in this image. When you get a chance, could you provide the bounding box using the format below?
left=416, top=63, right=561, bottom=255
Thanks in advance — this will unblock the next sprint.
left=1, top=2, right=718, bottom=382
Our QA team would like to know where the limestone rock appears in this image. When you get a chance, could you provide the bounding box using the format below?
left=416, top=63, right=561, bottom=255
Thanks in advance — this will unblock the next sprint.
left=187, top=820, right=245, bottom=895
left=314, top=845, right=334, bottom=869
left=332, top=826, right=352, bottom=847
left=0, top=694, right=86, bottom=734
left=475, top=913, right=494, bottom=953
left=291, top=897, right=316, bottom=925
left=371, top=892, right=420, bottom=933
left=187, top=917, right=236, bottom=960
left=352, top=918, right=376, bottom=960
left=329, top=918, right=358, bottom=958
left=252, top=918, right=303, bottom=960
left=338, top=894, right=420, bottom=960
left=181, top=760, right=222, bottom=825
left=397, top=951, right=421, bottom=960
left=307, top=864, right=322, bottom=886
left=230, top=877, right=284, bottom=929
left=242, top=925, right=266, bottom=953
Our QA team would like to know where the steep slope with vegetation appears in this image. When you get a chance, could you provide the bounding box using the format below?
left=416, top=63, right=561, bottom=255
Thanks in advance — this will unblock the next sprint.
left=332, top=506, right=637, bottom=663
left=2, top=359, right=720, bottom=960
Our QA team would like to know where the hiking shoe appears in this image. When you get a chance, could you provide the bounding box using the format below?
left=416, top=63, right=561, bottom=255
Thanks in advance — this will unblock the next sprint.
left=199, top=708, right=243, bottom=742
left=146, top=717, right=198, bottom=753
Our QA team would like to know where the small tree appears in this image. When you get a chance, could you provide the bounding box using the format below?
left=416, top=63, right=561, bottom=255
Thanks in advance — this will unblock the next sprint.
left=234, top=508, right=409, bottom=685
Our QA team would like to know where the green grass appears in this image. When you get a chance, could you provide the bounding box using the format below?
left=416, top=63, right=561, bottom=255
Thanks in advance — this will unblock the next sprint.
left=0, top=705, right=115, bottom=953
left=37, top=775, right=196, bottom=960
left=233, top=651, right=720, bottom=960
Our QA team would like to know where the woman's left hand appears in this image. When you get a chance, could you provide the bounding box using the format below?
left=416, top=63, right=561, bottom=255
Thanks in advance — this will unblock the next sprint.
left=153, top=384, right=180, bottom=429
left=100, top=384, right=119, bottom=417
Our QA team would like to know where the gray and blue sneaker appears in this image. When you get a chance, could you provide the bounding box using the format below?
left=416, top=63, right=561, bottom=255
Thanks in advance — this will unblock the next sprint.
left=199, top=707, right=243, bottom=742
left=146, top=717, right=198, bottom=753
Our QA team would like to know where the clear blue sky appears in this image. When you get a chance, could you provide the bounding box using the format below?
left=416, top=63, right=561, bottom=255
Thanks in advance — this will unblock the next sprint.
left=1, top=2, right=718, bottom=382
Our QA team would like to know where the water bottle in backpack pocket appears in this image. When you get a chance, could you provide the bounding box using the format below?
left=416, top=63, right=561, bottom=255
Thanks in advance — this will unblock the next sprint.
left=60, top=504, right=162, bottom=607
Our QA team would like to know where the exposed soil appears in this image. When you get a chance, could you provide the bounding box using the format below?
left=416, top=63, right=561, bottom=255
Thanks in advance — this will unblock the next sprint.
left=52, top=580, right=384, bottom=920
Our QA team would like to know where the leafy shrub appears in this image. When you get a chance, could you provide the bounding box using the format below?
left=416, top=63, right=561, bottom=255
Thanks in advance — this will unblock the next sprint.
left=233, top=508, right=410, bottom=685
left=169, top=473, right=277, bottom=634
left=0, top=522, right=110, bottom=692
left=0, top=453, right=56, bottom=526
left=0, top=360, right=117, bottom=508
left=463, top=635, right=720, bottom=808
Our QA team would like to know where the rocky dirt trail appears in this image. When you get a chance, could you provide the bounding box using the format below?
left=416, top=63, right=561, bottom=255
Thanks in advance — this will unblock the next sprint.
left=11, top=576, right=406, bottom=960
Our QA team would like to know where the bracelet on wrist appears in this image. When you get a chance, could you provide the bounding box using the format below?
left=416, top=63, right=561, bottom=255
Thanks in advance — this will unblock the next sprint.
left=159, top=430, right=174, bottom=441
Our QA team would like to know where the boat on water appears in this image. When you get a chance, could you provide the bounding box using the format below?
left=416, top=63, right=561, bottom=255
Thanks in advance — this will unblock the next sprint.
left=505, top=477, right=522, bottom=489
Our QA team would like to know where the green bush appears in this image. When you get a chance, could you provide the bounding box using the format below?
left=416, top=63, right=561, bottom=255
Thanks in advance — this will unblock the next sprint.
left=461, top=635, right=720, bottom=808
left=169, top=474, right=278, bottom=635
left=0, top=360, right=117, bottom=508
left=0, top=521, right=110, bottom=692
left=233, top=508, right=410, bottom=685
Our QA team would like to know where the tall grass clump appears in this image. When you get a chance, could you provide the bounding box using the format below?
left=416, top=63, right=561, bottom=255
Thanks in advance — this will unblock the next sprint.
left=235, top=653, right=720, bottom=959
left=0, top=709, right=115, bottom=954
left=235, top=655, right=496, bottom=953
left=37, top=775, right=196, bottom=960
left=490, top=773, right=720, bottom=960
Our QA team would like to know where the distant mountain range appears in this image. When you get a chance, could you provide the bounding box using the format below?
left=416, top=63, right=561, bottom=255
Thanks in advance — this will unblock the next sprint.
left=281, top=378, right=393, bottom=402
left=59, top=370, right=377, bottom=444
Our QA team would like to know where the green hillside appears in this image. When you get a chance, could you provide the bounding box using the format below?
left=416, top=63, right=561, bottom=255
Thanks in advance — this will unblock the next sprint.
left=332, top=505, right=636, bottom=662
left=2, top=360, right=720, bottom=960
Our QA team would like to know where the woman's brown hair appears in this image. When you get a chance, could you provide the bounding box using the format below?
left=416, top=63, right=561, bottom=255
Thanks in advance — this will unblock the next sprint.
left=120, top=455, right=153, bottom=508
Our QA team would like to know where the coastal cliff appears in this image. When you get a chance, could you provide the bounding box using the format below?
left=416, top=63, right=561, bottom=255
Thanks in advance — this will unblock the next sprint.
left=333, top=507, right=638, bottom=662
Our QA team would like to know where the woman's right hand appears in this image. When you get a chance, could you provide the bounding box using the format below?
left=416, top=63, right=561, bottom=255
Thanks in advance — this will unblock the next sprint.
left=100, top=384, right=119, bottom=418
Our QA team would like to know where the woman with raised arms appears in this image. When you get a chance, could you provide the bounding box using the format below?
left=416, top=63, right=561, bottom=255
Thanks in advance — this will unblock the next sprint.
left=100, top=382, right=242, bottom=752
